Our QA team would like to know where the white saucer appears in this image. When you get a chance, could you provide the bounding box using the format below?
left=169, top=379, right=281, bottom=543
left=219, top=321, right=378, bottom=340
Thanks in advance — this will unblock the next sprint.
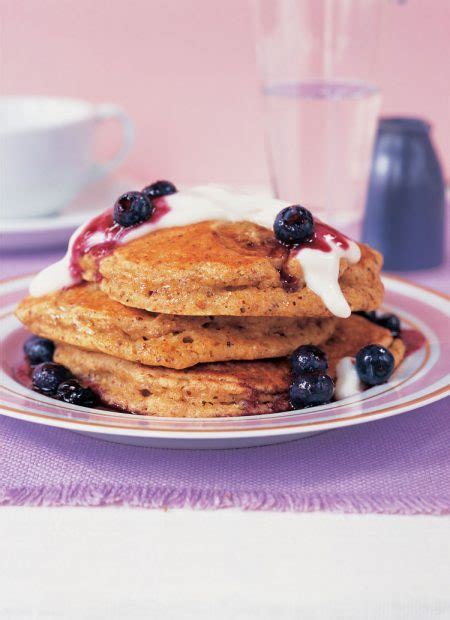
left=0, top=174, right=142, bottom=252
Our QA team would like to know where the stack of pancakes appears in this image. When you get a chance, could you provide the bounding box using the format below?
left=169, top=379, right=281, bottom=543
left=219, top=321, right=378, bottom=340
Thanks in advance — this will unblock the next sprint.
left=16, top=220, right=404, bottom=417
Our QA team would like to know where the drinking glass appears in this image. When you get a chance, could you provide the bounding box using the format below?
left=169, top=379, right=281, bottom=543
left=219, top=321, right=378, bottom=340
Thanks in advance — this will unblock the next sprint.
left=252, top=0, right=384, bottom=229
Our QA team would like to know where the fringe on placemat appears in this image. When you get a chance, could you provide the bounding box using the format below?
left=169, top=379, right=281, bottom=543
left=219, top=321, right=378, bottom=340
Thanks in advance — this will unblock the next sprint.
left=1, top=485, right=450, bottom=514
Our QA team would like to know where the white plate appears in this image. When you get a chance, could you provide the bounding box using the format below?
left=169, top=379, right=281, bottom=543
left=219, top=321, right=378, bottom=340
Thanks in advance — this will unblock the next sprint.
left=0, top=174, right=141, bottom=251
left=0, top=274, right=449, bottom=449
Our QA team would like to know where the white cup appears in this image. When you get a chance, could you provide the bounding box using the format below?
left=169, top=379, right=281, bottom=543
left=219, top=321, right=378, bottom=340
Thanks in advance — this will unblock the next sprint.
left=0, top=96, right=134, bottom=218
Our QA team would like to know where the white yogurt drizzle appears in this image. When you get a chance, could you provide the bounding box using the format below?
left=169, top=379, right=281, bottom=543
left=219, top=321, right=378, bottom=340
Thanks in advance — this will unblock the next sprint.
left=29, top=184, right=361, bottom=317
left=334, top=357, right=364, bottom=400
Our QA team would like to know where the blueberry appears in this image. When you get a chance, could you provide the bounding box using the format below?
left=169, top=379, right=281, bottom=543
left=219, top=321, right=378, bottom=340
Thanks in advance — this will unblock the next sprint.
left=32, top=362, right=72, bottom=395
left=24, top=335, right=55, bottom=365
left=274, top=205, right=315, bottom=246
left=113, top=191, right=153, bottom=227
left=289, top=373, right=334, bottom=409
left=56, top=380, right=98, bottom=407
left=355, top=344, right=395, bottom=386
left=377, top=313, right=401, bottom=337
left=142, top=180, right=177, bottom=199
left=291, top=345, right=328, bottom=375
left=356, top=311, right=401, bottom=337
left=356, top=311, right=378, bottom=323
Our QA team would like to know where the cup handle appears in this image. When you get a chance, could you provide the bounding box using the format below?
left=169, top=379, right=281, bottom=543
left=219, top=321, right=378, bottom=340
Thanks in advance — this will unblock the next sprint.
left=88, top=103, right=134, bottom=183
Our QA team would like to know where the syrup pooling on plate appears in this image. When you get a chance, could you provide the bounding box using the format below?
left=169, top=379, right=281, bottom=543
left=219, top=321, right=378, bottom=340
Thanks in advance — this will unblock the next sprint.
left=401, top=329, right=427, bottom=357
left=29, top=185, right=360, bottom=317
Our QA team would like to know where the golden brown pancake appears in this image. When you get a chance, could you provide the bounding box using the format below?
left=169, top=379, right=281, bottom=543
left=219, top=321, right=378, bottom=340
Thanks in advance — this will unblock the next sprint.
left=79, top=221, right=384, bottom=317
left=16, top=283, right=337, bottom=369
left=54, top=315, right=405, bottom=418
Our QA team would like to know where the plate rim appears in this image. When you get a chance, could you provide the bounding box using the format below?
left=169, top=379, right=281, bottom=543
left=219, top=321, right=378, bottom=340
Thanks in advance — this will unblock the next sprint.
left=0, top=273, right=449, bottom=440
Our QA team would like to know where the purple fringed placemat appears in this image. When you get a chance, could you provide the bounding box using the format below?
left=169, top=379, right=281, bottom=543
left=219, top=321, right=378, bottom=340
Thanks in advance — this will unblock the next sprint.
left=1, top=399, right=449, bottom=513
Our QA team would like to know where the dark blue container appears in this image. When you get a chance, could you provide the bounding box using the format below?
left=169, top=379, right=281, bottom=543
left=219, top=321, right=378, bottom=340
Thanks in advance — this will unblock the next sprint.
left=362, top=117, right=445, bottom=270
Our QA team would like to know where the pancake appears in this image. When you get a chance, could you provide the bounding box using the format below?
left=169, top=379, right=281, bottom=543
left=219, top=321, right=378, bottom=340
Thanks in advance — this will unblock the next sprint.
left=79, top=221, right=384, bottom=317
left=16, top=283, right=337, bottom=369
left=54, top=315, right=405, bottom=418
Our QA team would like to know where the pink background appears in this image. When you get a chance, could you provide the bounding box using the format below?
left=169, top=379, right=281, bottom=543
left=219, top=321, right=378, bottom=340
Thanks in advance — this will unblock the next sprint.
left=1, top=0, right=449, bottom=185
